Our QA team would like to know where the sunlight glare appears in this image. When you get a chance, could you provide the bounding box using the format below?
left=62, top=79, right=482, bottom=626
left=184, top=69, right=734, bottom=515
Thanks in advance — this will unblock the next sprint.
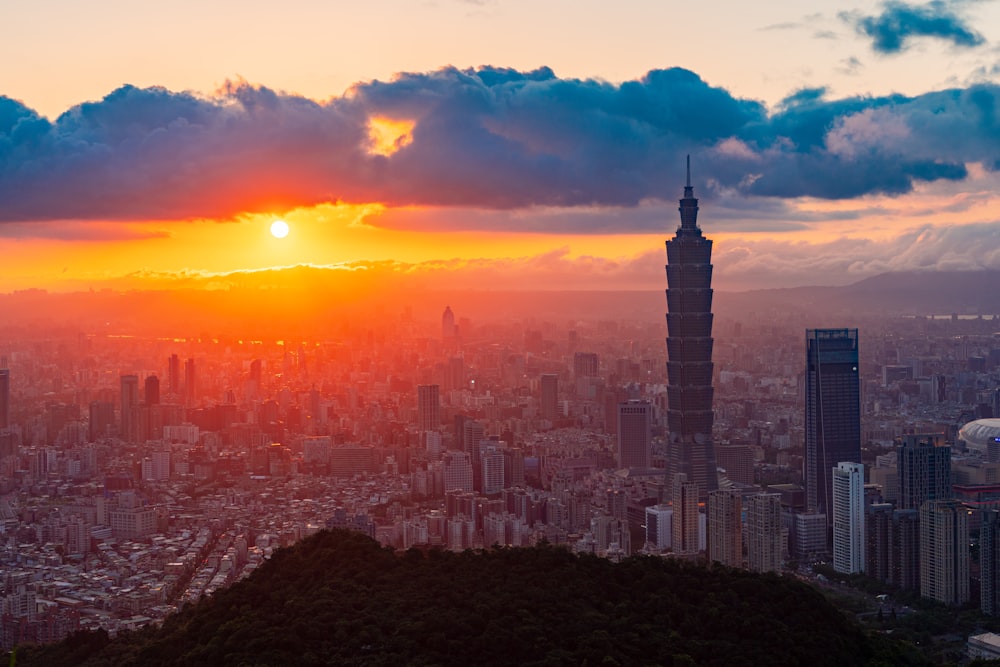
left=270, top=220, right=290, bottom=238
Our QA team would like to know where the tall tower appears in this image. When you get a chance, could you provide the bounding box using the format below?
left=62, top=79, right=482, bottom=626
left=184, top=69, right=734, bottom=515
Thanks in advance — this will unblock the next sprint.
left=184, top=358, right=196, bottom=406
left=120, top=374, right=140, bottom=443
left=0, top=366, right=9, bottom=430
left=167, top=354, right=180, bottom=395
left=898, top=433, right=951, bottom=510
left=442, top=306, right=456, bottom=340
left=616, top=399, right=652, bottom=469
left=417, top=385, right=441, bottom=432
left=920, top=498, right=970, bottom=605
left=540, top=374, right=559, bottom=421
left=804, top=328, right=860, bottom=536
left=665, top=157, right=718, bottom=498
left=832, top=461, right=865, bottom=574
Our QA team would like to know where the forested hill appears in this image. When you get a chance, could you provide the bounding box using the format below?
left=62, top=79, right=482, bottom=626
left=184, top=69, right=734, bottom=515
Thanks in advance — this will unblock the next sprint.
left=15, top=530, right=920, bottom=666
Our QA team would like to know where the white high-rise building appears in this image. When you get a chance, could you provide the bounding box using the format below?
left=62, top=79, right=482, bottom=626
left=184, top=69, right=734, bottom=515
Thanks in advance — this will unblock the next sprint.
left=832, top=461, right=865, bottom=574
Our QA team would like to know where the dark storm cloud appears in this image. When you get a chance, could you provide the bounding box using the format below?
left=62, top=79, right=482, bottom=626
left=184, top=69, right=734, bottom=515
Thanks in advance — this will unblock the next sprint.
left=1, top=66, right=1000, bottom=228
left=843, top=1, right=986, bottom=53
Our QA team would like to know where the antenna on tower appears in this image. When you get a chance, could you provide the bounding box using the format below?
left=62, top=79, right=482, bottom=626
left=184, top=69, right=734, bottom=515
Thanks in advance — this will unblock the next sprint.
left=686, top=154, right=691, bottom=188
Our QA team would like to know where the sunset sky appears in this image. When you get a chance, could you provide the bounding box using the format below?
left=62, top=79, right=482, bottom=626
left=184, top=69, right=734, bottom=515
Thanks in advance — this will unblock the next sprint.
left=2, top=0, right=1000, bottom=293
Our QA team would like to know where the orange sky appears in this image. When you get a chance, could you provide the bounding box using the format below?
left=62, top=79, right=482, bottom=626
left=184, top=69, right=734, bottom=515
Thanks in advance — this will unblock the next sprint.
left=3, top=1, right=1000, bottom=295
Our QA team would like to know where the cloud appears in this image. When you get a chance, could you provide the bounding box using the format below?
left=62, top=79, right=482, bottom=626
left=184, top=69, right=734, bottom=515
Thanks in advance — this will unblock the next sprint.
left=843, top=1, right=986, bottom=54
left=2, top=67, right=1000, bottom=227
left=713, top=221, right=1000, bottom=289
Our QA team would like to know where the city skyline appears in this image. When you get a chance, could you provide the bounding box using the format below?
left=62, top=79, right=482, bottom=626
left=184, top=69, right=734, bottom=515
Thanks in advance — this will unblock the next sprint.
left=3, top=1, right=1000, bottom=295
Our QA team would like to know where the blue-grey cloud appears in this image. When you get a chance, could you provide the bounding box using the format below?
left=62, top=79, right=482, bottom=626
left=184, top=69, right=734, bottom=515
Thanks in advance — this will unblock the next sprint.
left=844, top=1, right=985, bottom=54
left=1, top=66, right=1000, bottom=229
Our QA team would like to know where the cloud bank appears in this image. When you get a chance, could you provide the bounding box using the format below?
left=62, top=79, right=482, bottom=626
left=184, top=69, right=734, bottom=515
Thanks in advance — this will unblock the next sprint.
left=844, top=1, right=985, bottom=54
left=1, top=66, right=999, bottom=224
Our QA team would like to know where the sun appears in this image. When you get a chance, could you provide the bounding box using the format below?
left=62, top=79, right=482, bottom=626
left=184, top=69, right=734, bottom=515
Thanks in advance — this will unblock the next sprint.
left=270, top=219, right=290, bottom=239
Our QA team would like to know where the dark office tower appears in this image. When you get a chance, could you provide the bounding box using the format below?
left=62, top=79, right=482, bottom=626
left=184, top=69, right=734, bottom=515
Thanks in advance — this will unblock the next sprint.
left=617, top=400, right=652, bottom=469
left=184, top=358, right=196, bottom=405
left=167, top=354, right=180, bottom=395
left=665, top=157, right=718, bottom=498
left=144, top=375, right=160, bottom=406
left=0, top=367, right=9, bottom=430
left=120, top=374, right=140, bottom=443
left=983, top=510, right=1000, bottom=615
left=442, top=306, right=456, bottom=340
left=804, top=328, right=860, bottom=532
left=540, top=374, right=559, bottom=421
left=898, top=433, right=951, bottom=510
left=573, top=352, right=599, bottom=379
left=417, top=384, right=441, bottom=431
left=89, top=401, right=115, bottom=441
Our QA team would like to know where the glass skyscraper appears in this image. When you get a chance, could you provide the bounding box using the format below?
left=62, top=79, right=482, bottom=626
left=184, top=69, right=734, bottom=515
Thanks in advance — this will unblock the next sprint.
left=804, top=328, right=861, bottom=534
left=665, top=157, right=718, bottom=498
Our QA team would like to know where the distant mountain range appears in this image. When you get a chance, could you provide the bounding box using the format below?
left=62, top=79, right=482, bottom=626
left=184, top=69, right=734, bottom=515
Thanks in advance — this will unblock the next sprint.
left=0, top=270, right=997, bottom=336
left=718, top=270, right=1000, bottom=318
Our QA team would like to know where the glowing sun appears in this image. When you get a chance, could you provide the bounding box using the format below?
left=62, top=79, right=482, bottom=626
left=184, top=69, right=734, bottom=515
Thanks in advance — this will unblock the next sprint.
left=270, top=220, right=290, bottom=238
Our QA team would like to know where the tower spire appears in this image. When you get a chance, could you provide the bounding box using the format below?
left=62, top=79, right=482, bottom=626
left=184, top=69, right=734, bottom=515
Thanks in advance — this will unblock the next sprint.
left=679, top=155, right=699, bottom=230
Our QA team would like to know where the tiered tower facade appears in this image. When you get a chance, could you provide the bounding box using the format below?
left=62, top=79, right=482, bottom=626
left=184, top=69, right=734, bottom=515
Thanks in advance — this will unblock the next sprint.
left=665, top=157, right=718, bottom=498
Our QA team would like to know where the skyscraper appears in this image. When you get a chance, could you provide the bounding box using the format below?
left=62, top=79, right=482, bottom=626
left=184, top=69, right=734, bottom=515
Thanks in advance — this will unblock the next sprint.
left=981, top=509, right=1000, bottom=615
left=897, top=433, right=951, bottom=510
left=746, top=493, right=783, bottom=573
left=120, top=374, right=140, bottom=443
left=0, top=367, right=9, bottom=430
left=920, top=498, right=970, bottom=606
left=184, top=358, right=196, bottom=406
left=616, top=400, right=652, bottom=469
left=442, top=306, right=456, bottom=340
left=144, top=375, right=160, bottom=406
left=672, top=473, right=700, bottom=555
left=804, top=328, right=860, bottom=535
left=540, top=374, right=559, bottom=421
left=832, top=462, right=865, bottom=574
left=417, top=384, right=441, bottom=432
left=708, top=488, right=742, bottom=568
left=167, top=354, right=180, bottom=395
left=665, top=158, right=718, bottom=499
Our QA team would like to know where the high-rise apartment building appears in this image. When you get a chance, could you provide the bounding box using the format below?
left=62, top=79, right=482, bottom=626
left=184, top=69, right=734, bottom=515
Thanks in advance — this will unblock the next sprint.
left=832, top=462, right=865, bottom=574
left=708, top=488, right=742, bottom=568
left=617, top=400, right=652, bottom=469
left=442, top=451, right=473, bottom=493
left=982, top=509, right=1000, bottom=615
left=804, top=329, right=860, bottom=538
left=120, top=374, right=140, bottom=443
left=672, top=473, right=700, bottom=555
left=417, top=384, right=441, bottom=432
left=665, top=158, right=718, bottom=499
left=920, top=498, right=970, bottom=606
left=0, top=367, right=9, bottom=430
left=747, top=493, right=783, bottom=573
left=144, top=375, right=160, bottom=406
left=540, top=374, right=559, bottom=421
left=184, top=358, right=196, bottom=406
left=480, top=443, right=505, bottom=496
left=898, top=433, right=951, bottom=510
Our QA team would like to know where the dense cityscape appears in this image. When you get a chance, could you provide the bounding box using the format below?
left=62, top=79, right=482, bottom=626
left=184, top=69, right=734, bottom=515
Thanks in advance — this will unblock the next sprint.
left=3, top=175, right=1000, bottom=663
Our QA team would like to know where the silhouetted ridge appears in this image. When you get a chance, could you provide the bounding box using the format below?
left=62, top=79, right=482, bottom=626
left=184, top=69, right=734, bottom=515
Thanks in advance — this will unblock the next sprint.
left=15, top=530, right=920, bottom=666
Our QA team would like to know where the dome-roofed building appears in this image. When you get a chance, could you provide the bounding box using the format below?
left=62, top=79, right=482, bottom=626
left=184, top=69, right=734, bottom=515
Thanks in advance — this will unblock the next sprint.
left=958, top=419, right=1000, bottom=454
